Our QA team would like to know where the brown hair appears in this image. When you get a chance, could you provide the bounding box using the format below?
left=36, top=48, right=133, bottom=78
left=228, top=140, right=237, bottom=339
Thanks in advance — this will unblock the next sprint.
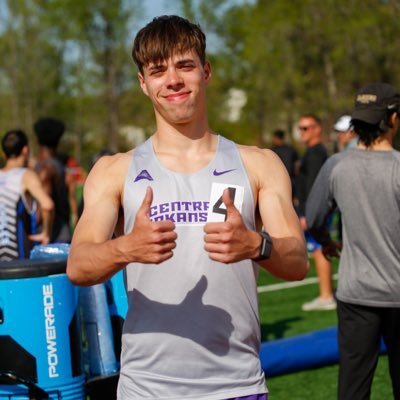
left=132, top=15, right=206, bottom=74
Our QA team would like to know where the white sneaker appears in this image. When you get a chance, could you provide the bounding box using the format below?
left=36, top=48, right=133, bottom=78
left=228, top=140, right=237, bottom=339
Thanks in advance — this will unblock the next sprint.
left=302, top=297, right=337, bottom=311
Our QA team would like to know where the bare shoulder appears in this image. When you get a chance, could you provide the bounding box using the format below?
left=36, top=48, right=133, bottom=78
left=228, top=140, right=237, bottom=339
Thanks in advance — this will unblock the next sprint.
left=22, top=168, right=41, bottom=187
left=84, top=151, right=133, bottom=205
left=22, top=167, right=39, bottom=180
left=89, top=151, right=132, bottom=176
left=237, top=144, right=288, bottom=186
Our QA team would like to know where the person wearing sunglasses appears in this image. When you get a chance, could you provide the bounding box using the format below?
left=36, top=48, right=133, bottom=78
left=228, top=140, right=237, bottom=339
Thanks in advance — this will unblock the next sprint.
left=296, top=114, right=336, bottom=311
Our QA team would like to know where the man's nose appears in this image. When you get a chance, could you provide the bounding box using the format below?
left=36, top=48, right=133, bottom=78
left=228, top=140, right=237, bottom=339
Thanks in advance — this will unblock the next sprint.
left=166, top=68, right=183, bottom=87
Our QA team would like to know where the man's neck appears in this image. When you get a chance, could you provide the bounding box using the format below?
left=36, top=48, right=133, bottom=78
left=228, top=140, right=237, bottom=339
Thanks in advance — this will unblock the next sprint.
left=37, top=146, right=56, bottom=160
left=3, top=157, right=25, bottom=171
left=357, top=132, right=393, bottom=151
left=153, top=114, right=214, bottom=151
left=151, top=121, right=217, bottom=173
left=307, top=137, right=321, bottom=148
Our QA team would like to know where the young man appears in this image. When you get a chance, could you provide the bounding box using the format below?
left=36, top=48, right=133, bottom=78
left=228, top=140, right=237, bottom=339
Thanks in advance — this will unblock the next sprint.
left=0, top=129, right=54, bottom=260
left=34, top=117, right=71, bottom=243
left=296, top=114, right=335, bottom=311
left=306, top=82, right=400, bottom=400
left=67, top=16, right=308, bottom=400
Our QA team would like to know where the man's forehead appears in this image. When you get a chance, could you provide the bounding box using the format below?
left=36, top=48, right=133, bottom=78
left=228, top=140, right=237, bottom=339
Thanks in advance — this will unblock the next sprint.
left=145, top=50, right=199, bottom=68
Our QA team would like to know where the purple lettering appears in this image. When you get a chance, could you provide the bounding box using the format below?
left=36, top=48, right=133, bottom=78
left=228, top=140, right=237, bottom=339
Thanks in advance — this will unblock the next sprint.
left=159, top=203, right=169, bottom=213
left=164, top=214, right=176, bottom=222
left=176, top=213, right=187, bottom=223
left=199, top=212, right=208, bottom=222
left=192, top=201, right=202, bottom=211
left=187, top=213, right=198, bottom=223
left=181, top=202, right=191, bottom=211
left=150, top=205, right=158, bottom=217
left=171, top=202, right=181, bottom=212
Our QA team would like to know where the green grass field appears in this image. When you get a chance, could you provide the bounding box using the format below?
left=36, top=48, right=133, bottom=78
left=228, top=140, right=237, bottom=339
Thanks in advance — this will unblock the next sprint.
left=257, top=259, right=393, bottom=399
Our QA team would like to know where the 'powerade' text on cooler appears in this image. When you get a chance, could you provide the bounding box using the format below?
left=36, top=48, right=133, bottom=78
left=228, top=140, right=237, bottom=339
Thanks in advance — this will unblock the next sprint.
left=43, top=283, right=59, bottom=378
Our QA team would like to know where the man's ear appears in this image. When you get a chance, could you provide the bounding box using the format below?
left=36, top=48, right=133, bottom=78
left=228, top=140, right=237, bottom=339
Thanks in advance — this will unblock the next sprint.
left=203, top=61, right=211, bottom=82
left=390, top=112, right=398, bottom=128
left=138, top=72, right=149, bottom=97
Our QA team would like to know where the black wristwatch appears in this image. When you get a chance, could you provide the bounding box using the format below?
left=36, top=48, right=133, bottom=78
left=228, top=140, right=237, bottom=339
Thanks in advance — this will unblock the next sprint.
left=252, top=231, right=273, bottom=261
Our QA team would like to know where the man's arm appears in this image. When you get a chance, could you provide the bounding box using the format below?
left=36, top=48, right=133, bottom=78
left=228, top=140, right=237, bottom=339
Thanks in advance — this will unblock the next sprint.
left=22, top=169, right=54, bottom=244
left=204, top=148, right=308, bottom=281
left=65, top=170, right=78, bottom=228
left=254, top=149, right=308, bottom=280
left=66, top=154, right=177, bottom=286
left=306, top=155, right=341, bottom=259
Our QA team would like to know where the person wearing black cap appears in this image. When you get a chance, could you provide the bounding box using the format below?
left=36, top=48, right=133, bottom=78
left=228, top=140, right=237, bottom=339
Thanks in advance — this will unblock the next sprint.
left=306, top=82, right=400, bottom=400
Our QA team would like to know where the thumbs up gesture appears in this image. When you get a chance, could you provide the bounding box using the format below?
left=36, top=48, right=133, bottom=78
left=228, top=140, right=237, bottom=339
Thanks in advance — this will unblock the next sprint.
left=203, top=188, right=261, bottom=263
left=126, top=186, right=177, bottom=264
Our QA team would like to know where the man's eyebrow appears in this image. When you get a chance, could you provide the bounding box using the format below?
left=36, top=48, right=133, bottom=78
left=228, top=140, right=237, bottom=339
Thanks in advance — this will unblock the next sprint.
left=176, top=58, right=195, bottom=65
left=147, top=63, right=165, bottom=71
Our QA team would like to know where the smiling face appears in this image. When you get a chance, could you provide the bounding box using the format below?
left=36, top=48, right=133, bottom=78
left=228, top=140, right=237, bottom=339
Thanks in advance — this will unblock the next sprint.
left=138, top=50, right=211, bottom=126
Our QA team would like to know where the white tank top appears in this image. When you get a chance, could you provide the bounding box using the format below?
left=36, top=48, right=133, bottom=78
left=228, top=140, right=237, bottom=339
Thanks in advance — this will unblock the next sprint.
left=118, top=136, right=266, bottom=400
left=0, top=168, right=35, bottom=260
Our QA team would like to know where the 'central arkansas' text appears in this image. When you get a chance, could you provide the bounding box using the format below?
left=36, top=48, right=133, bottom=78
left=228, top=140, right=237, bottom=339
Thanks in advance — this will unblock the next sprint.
left=150, top=201, right=209, bottom=223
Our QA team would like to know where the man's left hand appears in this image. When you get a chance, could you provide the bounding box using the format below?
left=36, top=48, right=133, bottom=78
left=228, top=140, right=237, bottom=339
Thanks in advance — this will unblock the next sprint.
left=203, top=188, right=260, bottom=263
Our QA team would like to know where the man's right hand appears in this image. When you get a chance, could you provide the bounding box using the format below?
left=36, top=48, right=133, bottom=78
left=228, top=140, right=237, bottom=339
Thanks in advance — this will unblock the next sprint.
left=322, top=240, right=342, bottom=260
left=125, top=186, right=177, bottom=264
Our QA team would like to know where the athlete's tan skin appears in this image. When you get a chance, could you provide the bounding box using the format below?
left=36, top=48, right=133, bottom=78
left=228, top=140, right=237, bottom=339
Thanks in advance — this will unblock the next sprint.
left=67, top=50, right=308, bottom=286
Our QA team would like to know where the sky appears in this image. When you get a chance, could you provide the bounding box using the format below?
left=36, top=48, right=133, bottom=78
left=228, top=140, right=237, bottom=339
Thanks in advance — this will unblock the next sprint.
left=143, top=0, right=183, bottom=20
left=133, top=0, right=254, bottom=52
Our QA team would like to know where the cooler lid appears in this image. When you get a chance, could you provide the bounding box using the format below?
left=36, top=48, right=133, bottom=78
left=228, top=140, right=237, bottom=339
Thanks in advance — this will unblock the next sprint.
left=0, top=258, right=67, bottom=279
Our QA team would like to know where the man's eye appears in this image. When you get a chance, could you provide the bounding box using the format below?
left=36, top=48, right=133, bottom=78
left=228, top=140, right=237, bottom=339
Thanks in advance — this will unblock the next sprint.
left=181, top=64, right=194, bottom=70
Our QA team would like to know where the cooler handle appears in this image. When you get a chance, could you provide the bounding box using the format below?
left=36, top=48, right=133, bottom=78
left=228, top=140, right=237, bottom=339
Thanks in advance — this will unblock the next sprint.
left=0, top=371, right=50, bottom=399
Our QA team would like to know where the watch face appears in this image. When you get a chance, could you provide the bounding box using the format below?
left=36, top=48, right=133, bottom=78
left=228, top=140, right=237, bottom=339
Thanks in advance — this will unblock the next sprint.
left=254, top=231, right=272, bottom=261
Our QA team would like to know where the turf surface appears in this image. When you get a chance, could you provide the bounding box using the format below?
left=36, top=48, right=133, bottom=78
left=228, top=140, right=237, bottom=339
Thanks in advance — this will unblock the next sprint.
left=257, top=259, right=393, bottom=399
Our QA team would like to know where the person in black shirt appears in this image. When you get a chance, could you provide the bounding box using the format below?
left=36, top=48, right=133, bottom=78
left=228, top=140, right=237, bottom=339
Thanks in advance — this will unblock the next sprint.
left=34, top=117, right=71, bottom=243
left=297, top=114, right=335, bottom=311
left=270, top=129, right=299, bottom=199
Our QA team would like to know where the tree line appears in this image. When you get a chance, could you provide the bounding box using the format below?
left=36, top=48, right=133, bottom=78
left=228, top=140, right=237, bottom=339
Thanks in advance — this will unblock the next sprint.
left=1, top=0, right=399, bottom=168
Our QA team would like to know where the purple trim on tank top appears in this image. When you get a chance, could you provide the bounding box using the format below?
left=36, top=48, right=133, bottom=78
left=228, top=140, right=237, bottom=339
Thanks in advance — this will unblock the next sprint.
left=228, top=394, right=267, bottom=400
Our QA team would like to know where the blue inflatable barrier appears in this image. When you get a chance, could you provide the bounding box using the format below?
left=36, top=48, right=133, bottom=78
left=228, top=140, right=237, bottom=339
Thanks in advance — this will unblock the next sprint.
left=260, top=326, right=387, bottom=377
left=106, top=270, right=128, bottom=323
left=0, top=258, right=85, bottom=399
left=80, top=284, right=119, bottom=377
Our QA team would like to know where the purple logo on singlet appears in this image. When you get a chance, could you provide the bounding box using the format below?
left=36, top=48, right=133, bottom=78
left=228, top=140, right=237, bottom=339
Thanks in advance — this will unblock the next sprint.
left=134, top=170, right=153, bottom=182
left=213, top=168, right=236, bottom=176
left=150, top=201, right=210, bottom=223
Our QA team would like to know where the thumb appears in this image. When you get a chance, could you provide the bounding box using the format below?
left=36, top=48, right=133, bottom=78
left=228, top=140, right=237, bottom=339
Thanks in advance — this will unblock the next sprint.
left=222, top=188, right=238, bottom=220
left=137, top=186, right=153, bottom=219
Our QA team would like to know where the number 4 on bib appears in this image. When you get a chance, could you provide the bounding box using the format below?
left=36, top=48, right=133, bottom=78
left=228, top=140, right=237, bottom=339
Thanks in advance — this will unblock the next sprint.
left=207, top=183, right=244, bottom=222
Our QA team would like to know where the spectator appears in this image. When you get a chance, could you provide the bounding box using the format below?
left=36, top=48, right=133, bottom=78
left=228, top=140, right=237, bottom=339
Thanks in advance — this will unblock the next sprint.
left=34, top=117, right=71, bottom=243
left=296, top=114, right=336, bottom=311
left=334, top=115, right=357, bottom=151
left=56, top=151, right=79, bottom=229
left=270, top=129, right=299, bottom=198
left=0, top=129, right=54, bottom=260
left=306, top=82, right=400, bottom=400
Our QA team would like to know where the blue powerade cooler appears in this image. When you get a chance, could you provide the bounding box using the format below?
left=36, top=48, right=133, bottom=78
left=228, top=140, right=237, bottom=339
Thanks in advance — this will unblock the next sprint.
left=0, top=258, right=85, bottom=399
